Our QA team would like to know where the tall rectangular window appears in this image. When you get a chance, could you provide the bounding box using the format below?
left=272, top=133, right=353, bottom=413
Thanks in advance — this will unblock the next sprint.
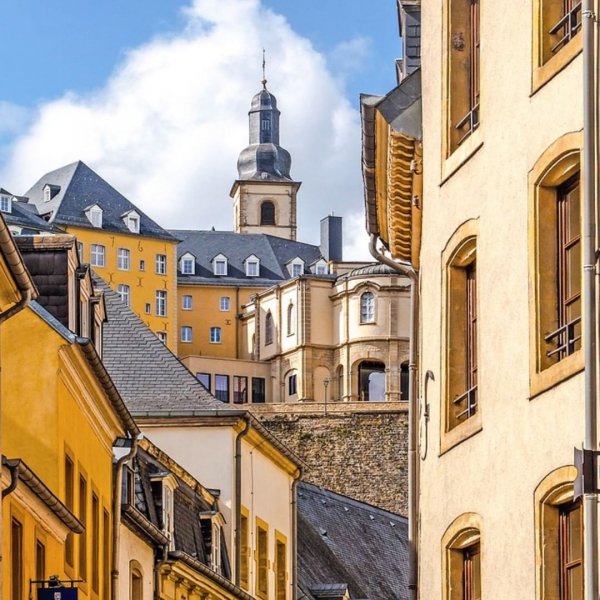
left=35, top=540, right=46, bottom=581
left=117, top=284, right=130, bottom=306
left=233, top=376, right=248, bottom=404
left=11, top=518, right=23, bottom=600
left=210, top=326, right=222, bottom=343
left=448, top=0, right=480, bottom=153
left=92, top=493, right=100, bottom=593
left=559, top=500, right=583, bottom=599
left=90, top=244, right=105, bottom=267
left=103, top=509, right=110, bottom=598
left=547, top=177, right=582, bottom=361
left=79, top=475, right=88, bottom=580
left=257, top=524, right=269, bottom=599
left=156, top=290, right=167, bottom=316
left=252, top=377, right=266, bottom=403
left=275, top=538, right=287, bottom=600
left=117, top=247, right=130, bottom=270
left=181, top=326, right=193, bottom=343
left=182, top=295, right=193, bottom=310
left=220, top=296, right=231, bottom=311
left=240, top=513, right=249, bottom=590
left=65, top=455, right=75, bottom=567
left=156, top=254, right=167, bottom=275
left=215, top=374, right=229, bottom=403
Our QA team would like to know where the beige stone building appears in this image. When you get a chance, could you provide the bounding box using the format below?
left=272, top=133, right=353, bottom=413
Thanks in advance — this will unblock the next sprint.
left=363, top=0, right=593, bottom=597
left=182, top=264, right=411, bottom=404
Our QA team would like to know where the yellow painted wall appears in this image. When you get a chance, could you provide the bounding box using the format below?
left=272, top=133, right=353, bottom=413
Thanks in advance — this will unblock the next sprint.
left=177, top=284, right=262, bottom=359
left=67, top=225, right=178, bottom=351
left=2, top=305, right=125, bottom=599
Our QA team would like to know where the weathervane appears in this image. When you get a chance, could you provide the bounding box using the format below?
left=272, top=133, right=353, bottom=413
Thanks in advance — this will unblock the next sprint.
left=262, top=48, right=267, bottom=89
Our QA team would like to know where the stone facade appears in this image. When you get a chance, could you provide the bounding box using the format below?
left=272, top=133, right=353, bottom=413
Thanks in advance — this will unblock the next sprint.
left=251, top=403, right=408, bottom=514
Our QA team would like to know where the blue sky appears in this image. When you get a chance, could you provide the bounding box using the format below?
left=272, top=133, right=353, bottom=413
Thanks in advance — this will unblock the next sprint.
left=0, top=0, right=402, bottom=259
left=2, top=1, right=399, bottom=105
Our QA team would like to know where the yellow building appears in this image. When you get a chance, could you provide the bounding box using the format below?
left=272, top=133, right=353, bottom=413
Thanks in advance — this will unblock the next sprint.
left=21, top=161, right=179, bottom=351
left=1, top=234, right=139, bottom=600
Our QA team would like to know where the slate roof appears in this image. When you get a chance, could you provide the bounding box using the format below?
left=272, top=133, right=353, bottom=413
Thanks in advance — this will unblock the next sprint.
left=171, top=230, right=325, bottom=286
left=22, top=161, right=177, bottom=241
left=335, top=262, right=398, bottom=282
left=0, top=188, right=57, bottom=234
left=95, top=275, right=226, bottom=412
left=297, top=482, right=408, bottom=600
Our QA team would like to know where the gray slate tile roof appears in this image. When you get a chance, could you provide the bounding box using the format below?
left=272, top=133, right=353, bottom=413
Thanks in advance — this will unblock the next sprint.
left=22, top=161, right=177, bottom=241
left=298, top=482, right=408, bottom=600
left=0, top=189, right=57, bottom=234
left=171, top=230, right=324, bottom=285
left=96, top=275, right=226, bottom=412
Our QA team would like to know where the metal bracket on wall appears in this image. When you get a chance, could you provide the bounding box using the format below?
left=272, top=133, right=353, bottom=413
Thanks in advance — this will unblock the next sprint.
left=574, top=446, right=600, bottom=499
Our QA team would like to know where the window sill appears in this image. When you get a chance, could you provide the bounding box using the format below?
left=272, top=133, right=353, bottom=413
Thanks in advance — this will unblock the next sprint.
left=532, top=35, right=582, bottom=95
left=441, top=129, right=484, bottom=186
left=359, top=320, right=376, bottom=326
left=530, top=349, right=583, bottom=399
left=439, top=411, right=482, bottom=455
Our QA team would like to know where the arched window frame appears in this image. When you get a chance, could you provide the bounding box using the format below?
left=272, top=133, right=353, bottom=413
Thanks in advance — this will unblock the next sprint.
left=529, top=132, right=583, bottom=398
left=129, top=560, right=143, bottom=600
left=360, top=291, right=376, bottom=324
left=260, top=200, right=276, bottom=226
left=441, top=512, right=482, bottom=600
left=286, top=302, right=294, bottom=336
left=265, top=311, right=274, bottom=346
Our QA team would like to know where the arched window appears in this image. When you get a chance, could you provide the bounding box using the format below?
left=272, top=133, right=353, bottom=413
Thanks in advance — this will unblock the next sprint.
left=358, top=360, right=385, bottom=401
left=287, top=303, right=294, bottom=336
left=130, top=561, right=143, bottom=600
left=360, top=292, right=375, bottom=323
left=400, top=361, right=410, bottom=401
left=261, top=201, right=275, bottom=225
left=265, top=312, right=274, bottom=345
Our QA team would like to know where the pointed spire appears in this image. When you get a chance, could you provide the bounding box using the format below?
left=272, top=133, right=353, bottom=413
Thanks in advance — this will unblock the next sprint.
left=261, top=48, right=267, bottom=90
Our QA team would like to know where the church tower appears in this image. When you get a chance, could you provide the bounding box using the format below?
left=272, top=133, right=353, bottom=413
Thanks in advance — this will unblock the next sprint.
left=230, top=77, right=300, bottom=240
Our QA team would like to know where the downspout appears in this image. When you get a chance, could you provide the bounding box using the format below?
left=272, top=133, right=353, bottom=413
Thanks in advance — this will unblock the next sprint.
left=0, top=288, right=31, bottom=325
left=1, top=460, right=19, bottom=498
left=290, top=468, right=302, bottom=600
left=234, top=415, right=251, bottom=587
left=369, top=234, right=418, bottom=600
left=154, top=544, right=169, bottom=600
left=111, top=437, right=139, bottom=600
left=582, top=1, right=598, bottom=599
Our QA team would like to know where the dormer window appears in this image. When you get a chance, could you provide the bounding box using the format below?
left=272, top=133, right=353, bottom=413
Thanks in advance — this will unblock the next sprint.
left=212, top=253, right=228, bottom=276
left=122, top=210, right=141, bottom=234
left=42, top=184, right=60, bottom=202
left=85, top=204, right=103, bottom=228
left=151, top=475, right=177, bottom=551
left=0, top=195, right=11, bottom=213
left=180, top=252, right=196, bottom=275
left=245, top=255, right=260, bottom=277
left=200, top=512, right=226, bottom=575
left=288, top=258, right=305, bottom=278
left=313, top=259, right=328, bottom=275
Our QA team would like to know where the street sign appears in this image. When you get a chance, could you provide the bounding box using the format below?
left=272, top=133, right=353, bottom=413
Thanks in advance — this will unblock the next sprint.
left=37, top=587, right=78, bottom=600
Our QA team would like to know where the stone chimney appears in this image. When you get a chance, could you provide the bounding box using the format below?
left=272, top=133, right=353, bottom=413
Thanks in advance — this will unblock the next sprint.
left=320, top=215, right=343, bottom=262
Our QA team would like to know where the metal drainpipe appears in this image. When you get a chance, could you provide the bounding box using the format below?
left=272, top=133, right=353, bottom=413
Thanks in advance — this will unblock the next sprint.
left=290, top=468, right=302, bottom=600
left=583, top=1, right=598, bottom=599
left=153, top=543, right=169, bottom=600
left=111, top=437, right=139, bottom=600
left=369, top=234, right=419, bottom=600
left=234, top=416, right=251, bottom=587
left=0, top=288, right=31, bottom=325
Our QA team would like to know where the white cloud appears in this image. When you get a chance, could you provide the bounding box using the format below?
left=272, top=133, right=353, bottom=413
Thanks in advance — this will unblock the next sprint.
left=0, top=0, right=371, bottom=260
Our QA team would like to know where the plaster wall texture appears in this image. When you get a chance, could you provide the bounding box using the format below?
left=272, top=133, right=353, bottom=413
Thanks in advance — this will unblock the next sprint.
left=256, top=406, right=408, bottom=514
left=417, top=0, right=584, bottom=596
left=118, top=524, right=154, bottom=600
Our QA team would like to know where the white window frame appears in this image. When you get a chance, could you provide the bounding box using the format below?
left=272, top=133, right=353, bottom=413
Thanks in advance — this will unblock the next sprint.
left=0, top=195, right=11, bottom=213
left=182, top=295, right=193, bottom=310
left=289, top=258, right=305, bottom=277
left=315, top=261, right=328, bottom=275
left=245, top=255, right=260, bottom=277
left=220, top=297, right=231, bottom=311
left=181, top=326, right=193, bottom=343
left=86, top=205, right=103, bottom=228
left=90, top=244, right=105, bottom=267
left=180, top=253, right=196, bottom=275
left=157, top=331, right=167, bottom=344
left=117, top=284, right=130, bottom=306
left=156, top=290, right=167, bottom=317
left=156, top=254, right=167, bottom=275
left=43, top=185, right=51, bottom=202
left=360, top=291, right=376, bottom=324
left=210, top=327, right=222, bottom=344
left=124, top=211, right=140, bottom=233
left=117, top=248, right=130, bottom=271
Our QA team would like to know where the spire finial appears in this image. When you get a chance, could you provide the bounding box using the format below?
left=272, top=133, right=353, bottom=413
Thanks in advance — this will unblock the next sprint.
left=261, top=48, right=267, bottom=89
